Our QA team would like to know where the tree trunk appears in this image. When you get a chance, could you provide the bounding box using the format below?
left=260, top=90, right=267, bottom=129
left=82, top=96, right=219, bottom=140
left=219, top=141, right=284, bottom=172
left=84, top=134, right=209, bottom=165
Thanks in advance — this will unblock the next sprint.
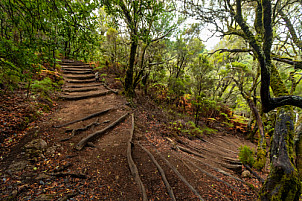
left=260, top=107, right=301, bottom=201
left=124, top=35, right=138, bottom=97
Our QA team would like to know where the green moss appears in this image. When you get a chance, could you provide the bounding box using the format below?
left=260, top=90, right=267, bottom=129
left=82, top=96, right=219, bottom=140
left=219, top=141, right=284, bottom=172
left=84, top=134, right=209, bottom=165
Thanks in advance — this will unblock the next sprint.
left=254, top=148, right=266, bottom=170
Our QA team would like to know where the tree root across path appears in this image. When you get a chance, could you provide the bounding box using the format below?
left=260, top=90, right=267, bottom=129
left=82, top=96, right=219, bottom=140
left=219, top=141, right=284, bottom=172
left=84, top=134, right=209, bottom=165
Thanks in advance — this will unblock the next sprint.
left=127, top=114, right=148, bottom=201
left=154, top=148, right=205, bottom=200
left=60, top=119, right=100, bottom=142
left=137, top=142, right=176, bottom=201
left=75, top=112, right=129, bottom=150
left=54, top=108, right=112, bottom=128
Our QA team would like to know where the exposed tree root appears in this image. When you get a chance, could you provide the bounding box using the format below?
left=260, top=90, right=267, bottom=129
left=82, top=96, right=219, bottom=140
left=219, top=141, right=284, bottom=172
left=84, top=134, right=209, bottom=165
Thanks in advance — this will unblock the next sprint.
left=176, top=153, right=239, bottom=192
left=63, top=87, right=99, bottom=93
left=127, top=114, right=148, bottom=201
left=219, top=163, right=242, bottom=174
left=176, top=145, right=205, bottom=158
left=155, top=149, right=204, bottom=200
left=223, top=157, right=242, bottom=165
left=137, top=142, right=176, bottom=201
left=75, top=112, right=129, bottom=150
left=177, top=138, right=230, bottom=160
left=60, top=90, right=112, bottom=100
left=61, top=120, right=100, bottom=141
left=54, top=108, right=112, bottom=128
left=47, top=172, right=87, bottom=179
left=180, top=156, right=232, bottom=201
left=201, top=139, right=237, bottom=154
left=103, top=83, right=118, bottom=94
left=243, top=164, right=264, bottom=183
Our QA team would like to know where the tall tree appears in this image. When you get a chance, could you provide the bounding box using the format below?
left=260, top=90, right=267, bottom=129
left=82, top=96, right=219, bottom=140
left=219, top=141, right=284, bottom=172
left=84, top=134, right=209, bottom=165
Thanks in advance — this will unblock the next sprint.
left=183, top=0, right=302, bottom=200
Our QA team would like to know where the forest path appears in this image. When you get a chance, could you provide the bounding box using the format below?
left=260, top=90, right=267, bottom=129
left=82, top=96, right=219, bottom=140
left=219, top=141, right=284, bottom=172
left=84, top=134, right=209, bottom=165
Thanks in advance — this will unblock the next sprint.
left=1, top=60, right=262, bottom=200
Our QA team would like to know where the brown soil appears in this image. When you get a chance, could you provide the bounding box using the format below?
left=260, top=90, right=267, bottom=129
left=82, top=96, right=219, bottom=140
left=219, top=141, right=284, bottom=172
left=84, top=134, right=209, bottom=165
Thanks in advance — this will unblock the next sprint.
left=0, top=60, right=266, bottom=201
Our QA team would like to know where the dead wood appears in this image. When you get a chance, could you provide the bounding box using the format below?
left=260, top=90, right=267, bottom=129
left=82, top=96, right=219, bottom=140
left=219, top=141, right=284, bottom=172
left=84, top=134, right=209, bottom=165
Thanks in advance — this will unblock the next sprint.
left=54, top=108, right=111, bottom=128
left=127, top=114, right=148, bottom=201
left=60, top=90, right=112, bottom=100
left=155, top=150, right=204, bottom=200
left=103, top=83, right=118, bottom=94
left=61, top=120, right=100, bottom=141
left=137, top=142, right=176, bottom=201
left=75, top=112, right=129, bottom=150
left=63, top=87, right=99, bottom=93
left=48, top=172, right=87, bottom=179
left=243, top=164, right=265, bottom=183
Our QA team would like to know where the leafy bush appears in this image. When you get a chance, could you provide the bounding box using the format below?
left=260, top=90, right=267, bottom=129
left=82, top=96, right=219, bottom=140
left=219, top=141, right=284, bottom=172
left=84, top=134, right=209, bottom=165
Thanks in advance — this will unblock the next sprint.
left=31, top=77, right=59, bottom=97
left=238, top=145, right=255, bottom=166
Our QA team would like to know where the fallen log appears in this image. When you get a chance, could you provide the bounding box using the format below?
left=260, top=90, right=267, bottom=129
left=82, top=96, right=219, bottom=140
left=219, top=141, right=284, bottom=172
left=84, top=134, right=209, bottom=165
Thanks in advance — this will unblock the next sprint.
left=54, top=108, right=112, bottom=128
left=156, top=150, right=204, bottom=200
left=127, top=114, right=147, bottom=201
left=75, top=112, right=129, bottom=150
left=60, top=90, right=112, bottom=100
left=137, top=142, right=176, bottom=201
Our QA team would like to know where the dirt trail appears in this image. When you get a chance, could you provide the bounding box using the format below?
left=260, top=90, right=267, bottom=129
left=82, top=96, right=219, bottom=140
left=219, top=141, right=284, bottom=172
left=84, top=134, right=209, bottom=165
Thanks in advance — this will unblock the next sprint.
left=0, top=60, right=263, bottom=200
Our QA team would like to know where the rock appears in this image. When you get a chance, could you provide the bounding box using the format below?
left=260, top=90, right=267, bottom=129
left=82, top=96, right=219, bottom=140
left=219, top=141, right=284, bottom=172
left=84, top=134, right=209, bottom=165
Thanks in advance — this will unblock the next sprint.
left=25, top=139, right=47, bottom=151
left=24, top=139, right=47, bottom=159
left=8, top=160, right=29, bottom=172
left=241, top=170, right=251, bottom=178
left=45, top=144, right=62, bottom=156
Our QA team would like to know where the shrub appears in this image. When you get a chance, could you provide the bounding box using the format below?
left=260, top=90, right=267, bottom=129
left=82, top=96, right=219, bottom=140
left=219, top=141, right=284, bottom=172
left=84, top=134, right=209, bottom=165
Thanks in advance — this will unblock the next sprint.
left=238, top=145, right=255, bottom=166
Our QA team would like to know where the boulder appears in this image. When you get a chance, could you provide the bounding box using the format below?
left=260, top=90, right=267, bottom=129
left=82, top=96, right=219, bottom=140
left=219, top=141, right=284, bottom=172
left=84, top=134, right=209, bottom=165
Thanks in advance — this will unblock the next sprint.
left=241, top=170, right=251, bottom=178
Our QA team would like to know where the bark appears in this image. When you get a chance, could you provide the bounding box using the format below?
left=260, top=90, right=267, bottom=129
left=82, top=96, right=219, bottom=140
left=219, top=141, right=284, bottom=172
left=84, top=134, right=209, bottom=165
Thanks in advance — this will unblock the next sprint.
left=260, top=108, right=301, bottom=201
left=124, top=36, right=138, bottom=97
